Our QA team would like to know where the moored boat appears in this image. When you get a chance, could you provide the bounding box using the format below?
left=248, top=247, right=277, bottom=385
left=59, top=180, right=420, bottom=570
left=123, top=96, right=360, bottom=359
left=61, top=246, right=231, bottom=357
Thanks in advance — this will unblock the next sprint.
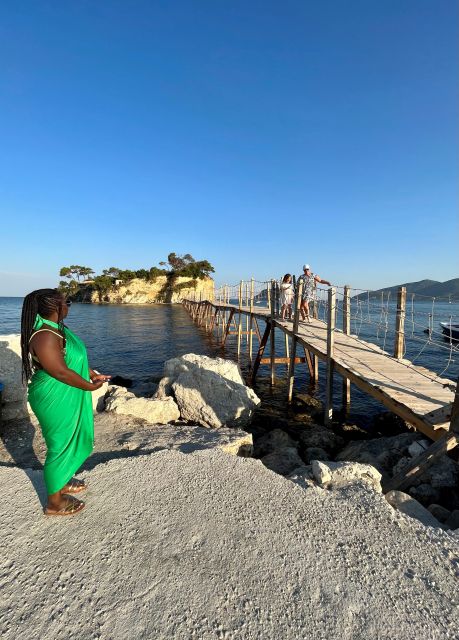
left=440, top=322, right=459, bottom=340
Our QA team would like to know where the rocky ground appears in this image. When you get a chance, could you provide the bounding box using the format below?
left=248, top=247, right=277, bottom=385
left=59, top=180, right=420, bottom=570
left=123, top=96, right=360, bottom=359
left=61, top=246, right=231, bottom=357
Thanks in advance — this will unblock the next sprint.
left=1, top=450, right=459, bottom=639
left=1, top=353, right=459, bottom=638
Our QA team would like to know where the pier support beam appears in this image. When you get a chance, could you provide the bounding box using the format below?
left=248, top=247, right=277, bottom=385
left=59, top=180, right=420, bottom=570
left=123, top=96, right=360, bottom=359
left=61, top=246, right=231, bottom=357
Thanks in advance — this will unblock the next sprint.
left=249, top=321, right=271, bottom=385
left=324, top=287, right=336, bottom=426
left=270, top=281, right=276, bottom=385
left=287, top=281, right=303, bottom=402
left=394, top=286, right=407, bottom=359
left=342, top=285, right=351, bottom=417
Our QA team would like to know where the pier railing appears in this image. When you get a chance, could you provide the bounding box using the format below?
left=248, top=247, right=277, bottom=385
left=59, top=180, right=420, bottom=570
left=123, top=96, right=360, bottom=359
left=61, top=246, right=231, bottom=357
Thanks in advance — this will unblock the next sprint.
left=188, top=278, right=459, bottom=381
left=183, top=280, right=459, bottom=493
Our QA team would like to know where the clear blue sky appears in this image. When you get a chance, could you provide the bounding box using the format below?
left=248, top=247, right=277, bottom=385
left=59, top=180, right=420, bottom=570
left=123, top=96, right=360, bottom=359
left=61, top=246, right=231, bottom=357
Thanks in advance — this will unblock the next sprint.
left=1, top=1, right=457, bottom=295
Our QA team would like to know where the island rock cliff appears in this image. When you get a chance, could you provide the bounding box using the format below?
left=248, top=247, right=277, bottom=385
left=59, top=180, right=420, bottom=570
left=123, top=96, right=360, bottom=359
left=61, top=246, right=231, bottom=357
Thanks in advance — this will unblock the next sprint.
left=74, top=276, right=214, bottom=304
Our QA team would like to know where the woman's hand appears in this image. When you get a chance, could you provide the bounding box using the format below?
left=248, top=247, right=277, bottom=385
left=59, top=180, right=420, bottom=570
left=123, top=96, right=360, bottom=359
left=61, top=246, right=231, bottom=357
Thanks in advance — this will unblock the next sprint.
left=89, top=369, right=112, bottom=383
left=91, top=373, right=112, bottom=383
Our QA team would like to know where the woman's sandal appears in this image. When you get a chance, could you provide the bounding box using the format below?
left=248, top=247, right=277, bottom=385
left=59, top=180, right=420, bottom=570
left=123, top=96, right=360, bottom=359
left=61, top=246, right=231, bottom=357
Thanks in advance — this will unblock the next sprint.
left=63, top=478, right=87, bottom=494
left=44, top=495, right=85, bottom=516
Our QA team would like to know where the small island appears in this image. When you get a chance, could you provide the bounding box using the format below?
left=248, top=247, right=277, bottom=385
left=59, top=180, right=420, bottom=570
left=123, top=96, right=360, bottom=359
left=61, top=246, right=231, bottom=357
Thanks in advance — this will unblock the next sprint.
left=58, top=252, right=215, bottom=304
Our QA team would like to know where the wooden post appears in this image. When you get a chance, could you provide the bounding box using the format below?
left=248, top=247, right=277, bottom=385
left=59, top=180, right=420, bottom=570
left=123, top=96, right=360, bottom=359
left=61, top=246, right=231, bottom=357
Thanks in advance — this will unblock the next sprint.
left=287, top=280, right=303, bottom=401
left=245, top=282, right=249, bottom=345
left=248, top=278, right=254, bottom=362
left=237, top=281, right=243, bottom=359
left=222, top=309, right=235, bottom=346
left=267, top=282, right=271, bottom=313
left=249, top=321, right=271, bottom=385
left=324, top=287, right=336, bottom=425
left=270, top=280, right=276, bottom=385
left=342, top=285, right=351, bottom=416
left=394, top=286, right=406, bottom=359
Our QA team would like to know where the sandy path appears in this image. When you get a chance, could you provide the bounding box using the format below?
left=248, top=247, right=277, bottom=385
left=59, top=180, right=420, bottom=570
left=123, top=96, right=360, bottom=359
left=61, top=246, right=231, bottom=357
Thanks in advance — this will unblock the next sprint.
left=1, top=449, right=458, bottom=639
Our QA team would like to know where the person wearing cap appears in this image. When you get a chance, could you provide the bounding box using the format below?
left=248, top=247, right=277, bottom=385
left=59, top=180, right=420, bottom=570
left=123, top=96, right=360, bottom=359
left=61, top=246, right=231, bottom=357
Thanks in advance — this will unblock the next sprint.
left=298, top=264, right=332, bottom=321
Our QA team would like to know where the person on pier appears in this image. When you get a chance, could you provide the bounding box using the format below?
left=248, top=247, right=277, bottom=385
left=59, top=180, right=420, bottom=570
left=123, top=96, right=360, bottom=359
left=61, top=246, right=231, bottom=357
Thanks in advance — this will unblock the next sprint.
left=298, top=264, right=332, bottom=322
left=280, top=274, right=294, bottom=320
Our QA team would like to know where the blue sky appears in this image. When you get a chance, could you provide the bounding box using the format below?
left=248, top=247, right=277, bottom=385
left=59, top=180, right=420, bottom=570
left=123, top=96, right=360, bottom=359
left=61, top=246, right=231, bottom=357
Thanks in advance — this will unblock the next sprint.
left=1, top=1, right=457, bottom=295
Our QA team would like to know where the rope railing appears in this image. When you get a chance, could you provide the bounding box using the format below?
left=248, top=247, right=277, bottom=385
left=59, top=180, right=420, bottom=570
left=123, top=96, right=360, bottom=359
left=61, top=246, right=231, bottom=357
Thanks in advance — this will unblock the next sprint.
left=185, top=277, right=458, bottom=383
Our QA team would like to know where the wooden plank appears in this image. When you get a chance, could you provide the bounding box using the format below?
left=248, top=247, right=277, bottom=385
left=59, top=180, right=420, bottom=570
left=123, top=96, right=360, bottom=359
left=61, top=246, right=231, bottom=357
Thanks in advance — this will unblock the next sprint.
left=302, top=345, right=314, bottom=378
left=249, top=321, right=271, bottom=385
left=384, top=431, right=458, bottom=492
left=260, top=357, right=309, bottom=364
left=237, top=281, right=243, bottom=359
left=221, top=309, right=235, bottom=346
left=249, top=278, right=254, bottom=362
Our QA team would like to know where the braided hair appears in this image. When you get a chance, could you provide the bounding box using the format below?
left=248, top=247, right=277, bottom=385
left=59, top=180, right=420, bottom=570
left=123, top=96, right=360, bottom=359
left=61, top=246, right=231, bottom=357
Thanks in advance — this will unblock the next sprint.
left=20, top=288, right=67, bottom=382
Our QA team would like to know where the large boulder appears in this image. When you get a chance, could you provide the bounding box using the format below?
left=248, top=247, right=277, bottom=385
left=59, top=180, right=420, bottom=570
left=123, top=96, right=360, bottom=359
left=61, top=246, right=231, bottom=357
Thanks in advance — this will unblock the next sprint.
left=155, top=354, right=260, bottom=429
left=172, top=368, right=260, bottom=429
left=298, top=424, right=345, bottom=455
left=261, top=447, right=305, bottom=476
left=155, top=354, right=245, bottom=399
left=311, top=460, right=382, bottom=492
left=105, top=386, right=180, bottom=424
left=254, top=428, right=297, bottom=457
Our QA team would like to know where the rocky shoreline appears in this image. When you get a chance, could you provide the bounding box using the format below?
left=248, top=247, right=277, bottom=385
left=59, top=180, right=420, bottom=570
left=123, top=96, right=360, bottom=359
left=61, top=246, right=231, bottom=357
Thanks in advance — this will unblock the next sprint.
left=2, top=351, right=459, bottom=532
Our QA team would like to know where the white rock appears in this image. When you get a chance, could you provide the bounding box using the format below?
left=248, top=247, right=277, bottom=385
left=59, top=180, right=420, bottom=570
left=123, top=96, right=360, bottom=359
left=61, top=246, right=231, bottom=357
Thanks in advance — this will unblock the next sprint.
left=0, top=334, right=29, bottom=420
left=155, top=353, right=245, bottom=399
left=105, top=386, right=180, bottom=424
left=311, top=460, right=382, bottom=492
left=172, top=367, right=260, bottom=429
left=385, top=490, right=442, bottom=528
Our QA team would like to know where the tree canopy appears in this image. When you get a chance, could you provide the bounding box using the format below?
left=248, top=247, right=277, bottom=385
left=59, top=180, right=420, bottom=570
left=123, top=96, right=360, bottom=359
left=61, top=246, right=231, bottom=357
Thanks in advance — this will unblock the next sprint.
left=58, top=253, right=214, bottom=297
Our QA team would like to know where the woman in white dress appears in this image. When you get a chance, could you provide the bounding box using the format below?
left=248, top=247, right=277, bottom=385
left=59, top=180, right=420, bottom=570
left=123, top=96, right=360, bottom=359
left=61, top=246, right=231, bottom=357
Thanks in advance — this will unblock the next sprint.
left=280, top=274, right=294, bottom=320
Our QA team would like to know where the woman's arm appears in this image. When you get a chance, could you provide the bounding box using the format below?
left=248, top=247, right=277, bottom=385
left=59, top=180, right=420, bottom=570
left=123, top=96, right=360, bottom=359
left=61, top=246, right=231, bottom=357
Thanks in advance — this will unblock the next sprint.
left=31, top=333, right=103, bottom=391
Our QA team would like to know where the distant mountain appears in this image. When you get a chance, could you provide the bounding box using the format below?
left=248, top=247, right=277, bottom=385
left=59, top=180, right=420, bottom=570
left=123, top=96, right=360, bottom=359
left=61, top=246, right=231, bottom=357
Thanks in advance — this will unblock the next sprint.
left=354, top=278, right=459, bottom=300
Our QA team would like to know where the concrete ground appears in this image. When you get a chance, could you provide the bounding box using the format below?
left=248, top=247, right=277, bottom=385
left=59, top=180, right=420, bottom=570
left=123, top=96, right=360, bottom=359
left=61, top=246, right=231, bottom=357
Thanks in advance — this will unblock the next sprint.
left=1, top=449, right=458, bottom=640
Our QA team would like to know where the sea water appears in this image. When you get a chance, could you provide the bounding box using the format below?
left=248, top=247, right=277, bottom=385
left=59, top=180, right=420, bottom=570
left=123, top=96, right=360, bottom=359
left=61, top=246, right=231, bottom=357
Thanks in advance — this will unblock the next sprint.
left=1, top=296, right=457, bottom=424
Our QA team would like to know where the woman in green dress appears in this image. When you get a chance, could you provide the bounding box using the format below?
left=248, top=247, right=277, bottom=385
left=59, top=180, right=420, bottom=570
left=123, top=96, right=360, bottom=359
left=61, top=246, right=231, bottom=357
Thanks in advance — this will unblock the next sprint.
left=21, top=289, right=111, bottom=516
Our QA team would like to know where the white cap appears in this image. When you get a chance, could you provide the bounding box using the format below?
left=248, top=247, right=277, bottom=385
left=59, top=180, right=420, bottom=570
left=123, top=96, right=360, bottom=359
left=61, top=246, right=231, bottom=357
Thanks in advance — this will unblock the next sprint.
left=303, top=264, right=310, bottom=270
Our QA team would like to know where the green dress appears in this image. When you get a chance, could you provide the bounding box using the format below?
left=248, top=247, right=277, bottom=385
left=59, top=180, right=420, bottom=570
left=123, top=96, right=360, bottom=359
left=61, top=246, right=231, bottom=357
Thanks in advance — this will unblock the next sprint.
left=28, top=316, right=94, bottom=495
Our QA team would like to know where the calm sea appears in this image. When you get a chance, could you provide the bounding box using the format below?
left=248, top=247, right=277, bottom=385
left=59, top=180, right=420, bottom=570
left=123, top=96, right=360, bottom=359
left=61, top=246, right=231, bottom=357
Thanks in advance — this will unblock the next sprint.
left=1, top=296, right=458, bottom=424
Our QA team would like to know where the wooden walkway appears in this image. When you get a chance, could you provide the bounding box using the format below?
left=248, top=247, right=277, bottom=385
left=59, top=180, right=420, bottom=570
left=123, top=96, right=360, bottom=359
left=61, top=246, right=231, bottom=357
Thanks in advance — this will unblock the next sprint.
left=183, top=300, right=456, bottom=443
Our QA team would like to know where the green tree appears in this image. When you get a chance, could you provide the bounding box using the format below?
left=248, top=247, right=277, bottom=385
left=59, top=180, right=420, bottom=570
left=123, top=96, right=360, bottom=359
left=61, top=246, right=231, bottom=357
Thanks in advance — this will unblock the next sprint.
left=117, top=269, right=137, bottom=282
left=102, top=267, right=121, bottom=278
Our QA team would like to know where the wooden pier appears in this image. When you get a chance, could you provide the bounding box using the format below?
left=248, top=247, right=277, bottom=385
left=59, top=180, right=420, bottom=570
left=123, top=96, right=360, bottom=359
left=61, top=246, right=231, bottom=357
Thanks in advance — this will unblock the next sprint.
left=183, top=282, right=459, bottom=491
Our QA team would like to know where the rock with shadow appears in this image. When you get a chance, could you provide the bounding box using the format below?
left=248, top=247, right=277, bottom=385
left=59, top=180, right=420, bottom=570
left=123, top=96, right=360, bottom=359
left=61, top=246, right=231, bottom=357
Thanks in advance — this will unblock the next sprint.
left=155, top=353, right=261, bottom=429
